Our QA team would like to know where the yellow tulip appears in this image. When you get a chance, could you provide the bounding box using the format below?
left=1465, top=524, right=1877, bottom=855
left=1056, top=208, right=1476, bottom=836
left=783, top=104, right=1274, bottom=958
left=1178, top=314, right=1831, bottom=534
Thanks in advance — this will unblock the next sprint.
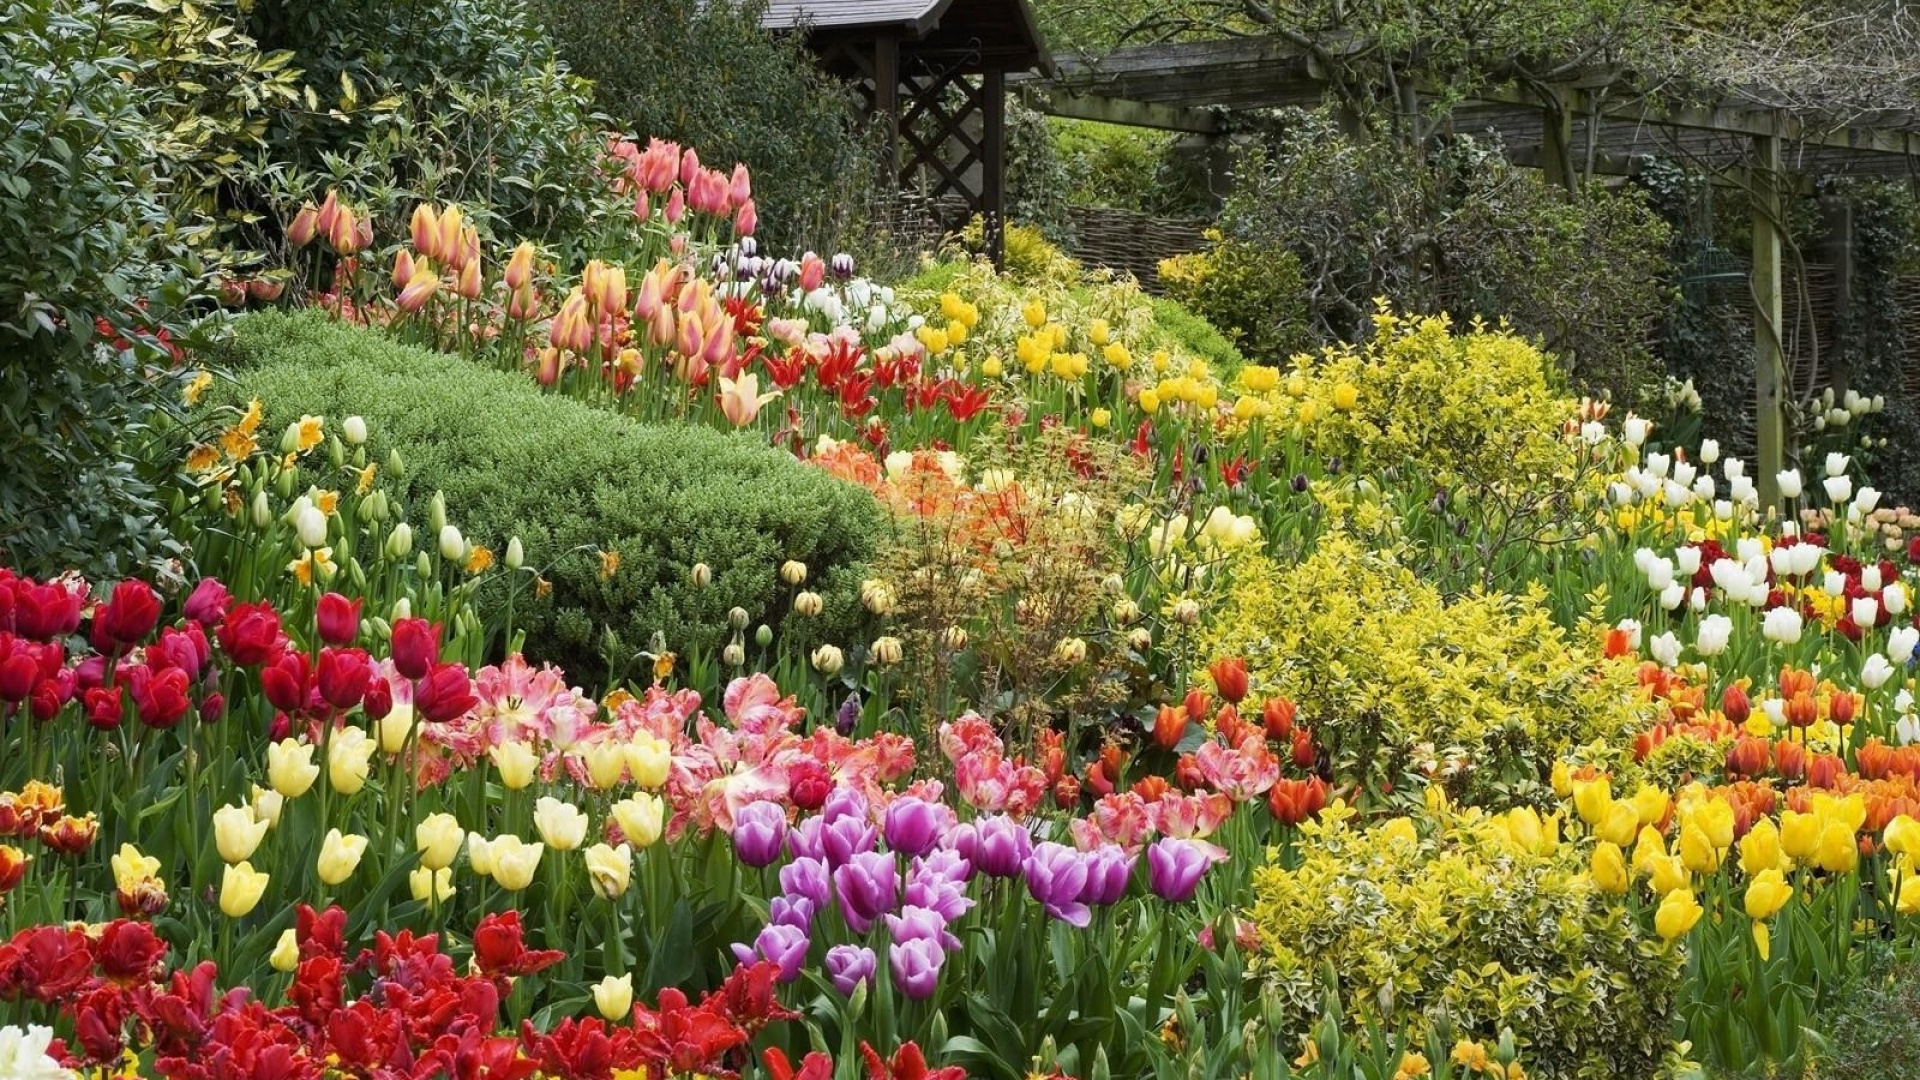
left=1898, top=872, right=1920, bottom=916
left=1590, top=841, right=1629, bottom=895
left=1632, top=825, right=1667, bottom=875
left=489, top=741, right=538, bottom=791
left=1090, top=407, right=1112, bottom=429
left=1690, top=799, right=1735, bottom=850
left=328, top=727, right=375, bottom=796
left=1241, top=365, right=1279, bottom=393
left=465, top=834, right=495, bottom=877
left=376, top=701, right=416, bottom=755
left=584, top=741, right=628, bottom=790
left=1330, top=382, right=1359, bottom=411
left=534, top=796, right=590, bottom=851
left=1088, top=319, right=1111, bottom=347
left=487, top=835, right=544, bottom=891
left=251, top=784, right=285, bottom=828
left=1752, top=920, right=1773, bottom=962
left=1137, top=388, right=1161, bottom=414
left=415, top=812, right=466, bottom=871
left=267, top=739, right=320, bottom=799
left=1647, top=853, right=1691, bottom=896
left=270, top=928, right=300, bottom=973
left=317, top=828, right=368, bottom=886
left=1380, top=817, right=1418, bottom=846
left=1678, top=824, right=1723, bottom=874
left=1550, top=761, right=1573, bottom=799
left=409, top=865, right=455, bottom=903
left=1885, top=814, right=1920, bottom=858
left=1020, top=300, right=1046, bottom=328
left=584, top=842, right=633, bottom=899
left=1814, top=821, right=1859, bottom=874
left=1505, top=808, right=1544, bottom=854
left=1572, top=778, right=1612, bottom=826
left=213, top=804, right=269, bottom=864
left=1598, top=803, right=1640, bottom=848
left=111, top=843, right=161, bottom=895
left=1655, top=887, right=1704, bottom=940
left=626, top=735, right=672, bottom=790
left=1102, top=343, right=1132, bottom=370
left=1743, top=868, right=1793, bottom=921
left=593, top=973, right=635, bottom=1021
left=1780, top=810, right=1819, bottom=861
left=1630, top=785, right=1671, bottom=828
left=1739, top=817, right=1790, bottom=877
left=219, top=861, right=270, bottom=918
left=612, top=792, right=665, bottom=848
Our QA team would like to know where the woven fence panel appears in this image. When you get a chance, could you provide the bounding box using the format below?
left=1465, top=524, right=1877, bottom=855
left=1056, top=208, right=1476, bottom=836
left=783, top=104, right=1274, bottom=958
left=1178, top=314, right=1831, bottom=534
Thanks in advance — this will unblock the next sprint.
left=1061, top=207, right=1210, bottom=293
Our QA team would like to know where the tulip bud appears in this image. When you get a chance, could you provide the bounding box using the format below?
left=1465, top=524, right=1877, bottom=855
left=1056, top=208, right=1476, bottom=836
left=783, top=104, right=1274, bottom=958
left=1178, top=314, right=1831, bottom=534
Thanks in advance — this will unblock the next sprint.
left=391, top=597, right=411, bottom=621
left=251, top=492, right=273, bottom=529
left=429, top=491, right=448, bottom=533
left=416, top=552, right=433, bottom=577
left=593, top=974, right=635, bottom=1021
left=812, top=644, right=845, bottom=675
left=438, top=524, right=465, bottom=561
left=755, top=624, right=774, bottom=648
left=871, top=636, right=903, bottom=667
left=728, top=606, right=750, bottom=630
left=343, top=416, right=368, bottom=445
left=270, top=928, right=300, bottom=972
left=274, top=466, right=296, bottom=499
left=780, top=560, right=808, bottom=585
left=691, top=562, right=712, bottom=588
left=794, top=591, right=824, bottom=617
left=723, top=642, right=746, bottom=667
left=386, top=522, right=413, bottom=560
left=387, top=448, right=405, bottom=480
left=327, top=436, right=345, bottom=470
left=1172, top=599, right=1201, bottom=625
left=505, top=537, right=524, bottom=569
left=296, top=505, right=328, bottom=548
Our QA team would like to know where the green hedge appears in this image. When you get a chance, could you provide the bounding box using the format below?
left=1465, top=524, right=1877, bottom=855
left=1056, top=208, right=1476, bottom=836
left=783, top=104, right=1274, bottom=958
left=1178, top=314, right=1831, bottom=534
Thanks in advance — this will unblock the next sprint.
left=218, top=311, right=879, bottom=681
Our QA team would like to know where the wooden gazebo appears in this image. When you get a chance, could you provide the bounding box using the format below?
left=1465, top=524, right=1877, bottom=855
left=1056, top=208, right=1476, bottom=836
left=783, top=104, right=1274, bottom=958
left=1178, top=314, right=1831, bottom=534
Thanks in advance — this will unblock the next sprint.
left=760, top=0, right=1051, bottom=262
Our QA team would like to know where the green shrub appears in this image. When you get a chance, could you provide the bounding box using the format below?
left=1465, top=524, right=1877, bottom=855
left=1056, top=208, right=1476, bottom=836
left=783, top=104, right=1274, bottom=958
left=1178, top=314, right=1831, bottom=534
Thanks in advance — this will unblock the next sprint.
left=0, top=0, right=222, bottom=578
left=1811, top=957, right=1920, bottom=1080
left=217, top=311, right=880, bottom=681
left=1157, top=230, right=1312, bottom=364
left=1247, top=804, right=1683, bottom=1080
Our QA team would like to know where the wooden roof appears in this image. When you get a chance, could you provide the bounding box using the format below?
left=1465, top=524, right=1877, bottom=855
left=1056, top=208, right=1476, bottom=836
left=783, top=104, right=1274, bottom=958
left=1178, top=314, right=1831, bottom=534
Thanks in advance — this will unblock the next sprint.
left=760, top=0, right=1050, bottom=73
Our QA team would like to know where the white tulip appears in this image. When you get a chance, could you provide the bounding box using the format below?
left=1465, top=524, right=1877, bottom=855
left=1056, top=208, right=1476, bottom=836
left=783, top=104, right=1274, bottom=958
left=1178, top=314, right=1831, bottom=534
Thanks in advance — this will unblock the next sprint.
left=1616, top=619, right=1643, bottom=650
left=1825, top=570, right=1848, bottom=597
left=1672, top=460, right=1697, bottom=488
left=1886, top=582, right=1908, bottom=617
left=1649, top=631, right=1682, bottom=669
left=1777, top=470, right=1803, bottom=499
left=1891, top=624, right=1920, bottom=664
left=1699, top=439, right=1720, bottom=464
left=1695, top=614, right=1733, bottom=656
left=1724, top=457, right=1746, bottom=481
left=1823, top=475, right=1852, bottom=504
left=1646, top=559, right=1674, bottom=591
left=438, top=525, right=465, bottom=561
left=1863, top=565, right=1884, bottom=592
left=1852, top=596, right=1881, bottom=627
left=1623, top=416, right=1651, bottom=446
left=1825, top=452, right=1850, bottom=478
left=1856, top=487, right=1882, bottom=514
left=1675, top=546, right=1702, bottom=577
left=1659, top=582, right=1687, bottom=611
left=1790, top=543, right=1823, bottom=576
left=1862, top=653, right=1895, bottom=690
left=296, top=505, right=328, bottom=548
left=1646, top=452, right=1671, bottom=480
left=1762, top=606, right=1804, bottom=644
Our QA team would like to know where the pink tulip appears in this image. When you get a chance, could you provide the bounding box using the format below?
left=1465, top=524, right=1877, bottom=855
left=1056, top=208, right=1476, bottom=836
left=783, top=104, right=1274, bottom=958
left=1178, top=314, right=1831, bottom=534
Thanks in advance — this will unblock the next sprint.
left=503, top=242, right=535, bottom=292
left=632, top=189, right=650, bottom=221
left=535, top=346, right=563, bottom=386
left=288, top=203, right=319, bottom=248
left=396, top=274, right=440, bottom=314
left=734, top=199, right=758, bottom=238
left=798, top=253, right=826, bottom=293
left=410, top=204, right=441, bottom=261
left=717, top=373, right=780, bottom=426
left=664, top=187, right=685, bottom=225
left=314, top=189, right=341, bottom=239
left=701, top=314, right=735, bottom=369
left=679, top=146, right=700, bottom=188
left=392, top=249, right=417, bottom=290
left=508, top=283, right=540, bottom=321
left=729, top=163, right=752, bottom=206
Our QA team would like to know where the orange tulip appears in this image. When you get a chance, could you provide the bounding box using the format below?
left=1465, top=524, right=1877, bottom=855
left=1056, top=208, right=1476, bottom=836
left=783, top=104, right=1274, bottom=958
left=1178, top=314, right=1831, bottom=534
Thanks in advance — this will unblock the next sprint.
left=1208, top=656, right=1249, bottom=704
left=1267, top=776, right=1329, bottom=826
left=410, top=203, right=441, bottom=261
left=716, top=372, right=780, bottom=427
left=288, top=202, right=320, bottom=248
left=1153, top=705, right=1189, bottom=750
left=1261, top=697, right=1296, bottom=741
left=0, top=844, right=27, bottom=892
left=504, top=242, right=536, bottom=292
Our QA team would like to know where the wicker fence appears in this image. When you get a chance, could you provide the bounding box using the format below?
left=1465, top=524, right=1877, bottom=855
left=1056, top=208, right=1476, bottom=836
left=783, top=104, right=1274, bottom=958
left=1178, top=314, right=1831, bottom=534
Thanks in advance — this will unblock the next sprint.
left=1059, top=207, right=1211, bottom=293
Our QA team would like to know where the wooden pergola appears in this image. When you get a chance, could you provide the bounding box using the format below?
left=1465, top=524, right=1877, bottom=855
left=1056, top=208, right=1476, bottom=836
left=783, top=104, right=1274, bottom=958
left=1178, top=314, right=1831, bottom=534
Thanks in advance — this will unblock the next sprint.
left=761, top=0, right=1051, bottom=263
left=1015, top=37, right=1920, bottom=504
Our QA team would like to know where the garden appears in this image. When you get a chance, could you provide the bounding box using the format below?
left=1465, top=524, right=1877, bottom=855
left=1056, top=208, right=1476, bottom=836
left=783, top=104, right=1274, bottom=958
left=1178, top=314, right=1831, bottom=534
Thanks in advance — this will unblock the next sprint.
left=4, top=1, right=1920, bottom=1078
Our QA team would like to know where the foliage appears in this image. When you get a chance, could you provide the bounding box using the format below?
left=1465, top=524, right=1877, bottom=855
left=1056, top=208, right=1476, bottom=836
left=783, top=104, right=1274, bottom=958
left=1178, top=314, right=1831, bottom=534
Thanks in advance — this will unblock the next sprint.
left=1049, top=117, right=1216, bottom=217
left=1222, top=112, right=1671, bottom=403
left=1200, top=537, right=1651, bottom=802
left=1246, top=802, right=1684, bottom=1080
left=1813, top=957, right=1920, bottom=1080
left=217, top=311, right=880, bottom=683
left=534, top=0, right=871, bottom=256
left=1005, top=97, right=1077, bottom=245
left=1158, top=230, right=1313, bottom=363
left=1826, top=181, right=1919, bottom=503
left=243, top=0, right=605, bottom=249
left=0, top=0, right=224, bottom=579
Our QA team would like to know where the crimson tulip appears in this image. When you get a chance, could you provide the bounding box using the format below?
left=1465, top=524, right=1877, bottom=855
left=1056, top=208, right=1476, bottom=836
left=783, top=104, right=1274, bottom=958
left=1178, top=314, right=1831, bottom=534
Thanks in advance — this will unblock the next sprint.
left=96, top=580, right=161, bottom=647
left=218, top=602, right=283, bottom=666
left=414, top=662, right=476, bottom=723
left=316, top=593, right=362, bottom=646
left=316, top=647, right=372, bottom=710
left=390, top=618, right=440, bottom=679
left=261, top=651, right=311, bottom=713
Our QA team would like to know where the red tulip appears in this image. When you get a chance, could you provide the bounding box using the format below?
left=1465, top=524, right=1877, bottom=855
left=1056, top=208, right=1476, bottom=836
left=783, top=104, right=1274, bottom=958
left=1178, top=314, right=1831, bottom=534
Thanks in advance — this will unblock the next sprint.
left=1291, top=727, right=1316, bottom=769
left=183, top=578, right=232, bottom=627
left=84, top=686, right=124, bottom=730
left=13, top=581, right=82, bottom=639
left=30, top=676, right=68, bottom=721
left=316, top=647, right=372, bottom=710
left=130, top=664, right=192, bottom=729
left=472, top=911, right=564, bottom=977
left=0, top=646, right=36, bottom=702
left=261, top=651, right=311, bottom=713
left=414, top=662, right=476, bottom=723
left=390, top=618, right=440, bottom=680
left=362, top=677, right=393, bottom=722
left=1261, top=696, right=1296, bottom=741
left=218, top=602, right=283, bottom=666
left=1720, top=683, right=1751, bottom=726
left=1208, top=656, right=1249, bottom=704
left=97, top=580, right=160, bottom=647
left=316, top=593, right=362, bottom=646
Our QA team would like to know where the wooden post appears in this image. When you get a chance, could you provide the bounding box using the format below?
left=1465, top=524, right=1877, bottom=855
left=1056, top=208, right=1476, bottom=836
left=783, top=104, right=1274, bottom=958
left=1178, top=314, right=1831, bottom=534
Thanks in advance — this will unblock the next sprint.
left=981, top=68, right=1006, bottom=267
left=1752, top=133, right=1789, bottom=509
left=1540, top=90, right=1576, bottom=194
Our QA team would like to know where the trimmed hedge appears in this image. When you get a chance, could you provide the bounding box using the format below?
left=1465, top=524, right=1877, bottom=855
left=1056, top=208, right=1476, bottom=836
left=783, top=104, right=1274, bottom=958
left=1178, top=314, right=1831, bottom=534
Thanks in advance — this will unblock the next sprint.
left=216, top=311, right=879, bottom=681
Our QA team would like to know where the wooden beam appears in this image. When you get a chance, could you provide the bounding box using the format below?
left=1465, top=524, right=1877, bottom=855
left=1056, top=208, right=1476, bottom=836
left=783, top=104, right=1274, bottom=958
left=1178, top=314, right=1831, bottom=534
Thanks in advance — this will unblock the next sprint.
left=1539, top=89, right=1576, bottom=192
left=1752, top=134, right=1789, bottom=509
left=874, top=34, right=902, bottom=184
left=1030, top=90, right=1221, bottom=134
left=982, top=69, right=1007, bottom=267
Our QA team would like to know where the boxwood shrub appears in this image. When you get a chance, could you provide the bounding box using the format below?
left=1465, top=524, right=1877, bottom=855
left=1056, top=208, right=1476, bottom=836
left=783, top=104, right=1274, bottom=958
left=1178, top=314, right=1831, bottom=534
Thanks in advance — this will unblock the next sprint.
left=216, top=311, right=879, bottom=681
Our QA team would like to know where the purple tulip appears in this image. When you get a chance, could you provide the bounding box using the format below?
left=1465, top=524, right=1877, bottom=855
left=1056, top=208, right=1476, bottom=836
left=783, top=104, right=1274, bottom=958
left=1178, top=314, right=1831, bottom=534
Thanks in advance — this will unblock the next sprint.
left=889, top=936, right=945, bottom=1000
left=1024, top=842, right=1091, bottom=927
left=822, top=785, right=869, bottom=825
left=884, top=796, right=945, bottom=857
left=824, top=944, right=877, bottom=995
left=907, top=852, right=975, bottom=924
left=1079, top=843, right=1137, bottom=907
left=823, top=813, right=878, bottom=867
left=886, top=903, right=960, bottom=951
left=1146, top=837, right=1212, bottom=903
left=833, top=850, right=898, bottom=933
left=973, top=815, right=1032, bottom=878
left=731, top=922, right=809, bottom=983
left=788, top=815, right=826, bottom=861
left=732, top=801, right=789, bottom=868
left=769, top=895, right=815, bottom=931
left=836, top=692, right=861, bottom=736
left=781, top=856, right=832, bottom=912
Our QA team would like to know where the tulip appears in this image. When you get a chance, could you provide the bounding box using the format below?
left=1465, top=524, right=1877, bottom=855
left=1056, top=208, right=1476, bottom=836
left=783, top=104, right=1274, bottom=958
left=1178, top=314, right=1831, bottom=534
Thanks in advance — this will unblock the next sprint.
left=317, top=648, right=372, bottom=711
left=889, top=936, right=944, bottom=999
left=1590, top=841, right=1629, bottom=894
left=317, top=829, right=368, bottom=886
left=389, top=618, right=441, bottom=679
left=1153, top=705, right=1189, bottom=750
left=270, top=928, right=299, bottom=973
left=289, top=203, right=319, bottom=247
left=487, top=835, right=544, bottom=890
left=1887, top=815, right=1920, bottom=858
left=733, top=801, right=789, bottom=867
left=593, top=974, right=635, bottom=1022
left=221, top=862, right=270, bottom=919
left=0, top=846, right=27, bottom=894
left=1023, top=842, right=1090, bottom=927
left=1208, top=657, right=1249, bottom=704
left=717, top=372, right=781, bottom=426
left=883, top=797, right=944, bottom=858
left=611, top=792, right=665, bottom=849
left=327, top=727, right=375, bottom=795
left=1744, top=867, right=1793, bottom=922
left=584, top=842, right=633, bottom=899
left=582, top=740, right=628, bottom=790
left=1655, top=887, right=1703, bottom=940
left=833, top=850, right=898, bottom=933
left=213, top=804, right=269, bottom=864
left=416, top=813, right=466, bottom=871
left=97, top=580, right=161, bottom=647
left=824, top=943, right=876, bottom=995
left=414, top=662, right=477, bottom=723
left=267, top=739, right=320, bottom=799
left=316, top=593, right=362, bottom=646
left=375, top=699, right=412, bottom=754
left=625, top=734, right=671, bottom=789
left=490, top=741, right=538, bottom=790
left=534, top=796, right=590, bottom=851
left=1080, top=843, right=1137, bottom=905
left=409, top=865, right=454, bottom=903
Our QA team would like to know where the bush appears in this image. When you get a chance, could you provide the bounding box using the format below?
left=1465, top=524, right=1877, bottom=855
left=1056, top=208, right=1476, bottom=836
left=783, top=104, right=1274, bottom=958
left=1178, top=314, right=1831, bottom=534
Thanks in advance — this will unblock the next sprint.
left=217, top=311, right=880, bottom=680
left=1199, top=537, right=1651, bottom=803
left=533, top=0, right=870, bottom=255
left=1813, top=957, right=1920, bottom=1080
left=1246, top=803, right=1683, bottom=1080
left=1158, top=230, right=1313, bottom=363
left=0, top=0, right=220, bottom=578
